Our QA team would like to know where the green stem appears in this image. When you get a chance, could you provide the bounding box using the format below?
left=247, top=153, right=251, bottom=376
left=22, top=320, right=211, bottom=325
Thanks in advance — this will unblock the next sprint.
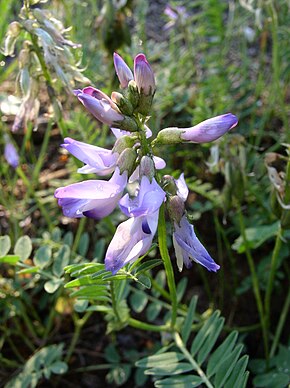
left=72, top=217, right=87, bottom=253
left=110, top=281, right=121, bottom=322
left=270, top=285, right=290, bottom=358
left=237, top=204, right=269, bottom=360
left=174, top=332, right=214, bottom=388
left=264, top=227, right=283, bottom=335
left=65, top=311, right=92, bottom=363
left=158, top=204, right=177, bottom=330
left=32, top=120, right=52, bottom=185
left=128, top=318, right=169, bottom=332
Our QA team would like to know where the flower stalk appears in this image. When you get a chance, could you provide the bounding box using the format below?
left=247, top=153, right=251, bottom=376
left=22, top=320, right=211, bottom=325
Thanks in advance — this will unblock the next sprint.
left=158, top=203, right=178, bottom=330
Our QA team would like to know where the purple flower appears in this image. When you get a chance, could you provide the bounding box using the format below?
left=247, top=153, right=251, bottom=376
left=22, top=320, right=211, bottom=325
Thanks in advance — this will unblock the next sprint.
left=173, top=215, right=220, bottom=272
left=134, top=54, right=156, bottom=96
left=111, top=123, right=152, bottom=139
left=54, top=168, right=127, bottom=219
left=113, top=52, right=134, bottom=88
left=181, top=113, right=238, bottom=143
left=105, top=210, right=159, bottom=274
left=62, top=137, right=118, bottom=175
left=4, top=142, right=19, bottom=168
left=74, top=87, right=124, bottom=126
left=156, top=113, right=238, bottom=145
left=119, top=176, right=165, bottom=217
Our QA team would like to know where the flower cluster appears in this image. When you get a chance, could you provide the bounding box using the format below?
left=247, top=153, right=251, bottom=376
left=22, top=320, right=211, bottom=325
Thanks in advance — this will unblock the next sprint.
left=55, top=53, right=238, bottom=274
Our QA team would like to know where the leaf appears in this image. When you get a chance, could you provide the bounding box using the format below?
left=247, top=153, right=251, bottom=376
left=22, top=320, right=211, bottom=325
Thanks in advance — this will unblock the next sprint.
left=232, top=222, right=279, bottom=253
left=136, top=352, right=185, bottom=368
left=74, top=299, right=88, bottom=313
left=214, top=344, right=244, bottom=387
left=155, top=375, right=203, bottom=387
left=130, top=290, right=148, bottom=313
left=105, top=343, right=121, bottom=363
left=190, top=311, right=221, bottom=356
left=70, top=285, right=109, bottom=301
left=17, top=266, right=39, bottom=274
left=207, top=331, right=239, bottom=377
left=176, top=277, right=188, bottom=302
left=145, top=362, right=194, bottom=376
left=146, top=301, right=162, bottom=322
left=50, top=361, right=68, bottom=375
left=78, top=232, right=89, bottom=256
left=63, top=231, right=73, bottom=246
left=135, top=259, right=162, bottom=274
left=33, top=245, right=52, bottom=269
left=197, top=316, right=224, bottom=365
left=0, top=235, right=11, bottom=257
left=181, top=296, right=198, bottom=344
left=44, top=278, right=63, bottom=293
left=136, top=273, right=151, bottom=289
left=14, top=236, right=32, bottom=261
left=253, top=372, right=289, bottom=387
left=0, top=255, right=19, bottom=265
left=224, top=355, right=249, bottom=388
left=53, top=245, right=70, bottom=277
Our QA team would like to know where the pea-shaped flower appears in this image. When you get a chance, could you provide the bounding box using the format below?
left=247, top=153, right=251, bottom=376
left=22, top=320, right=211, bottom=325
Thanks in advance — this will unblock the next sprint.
left=62, top=137, right=118, bottom=175
left=105, top=211, right=159, bottom=274
left=155, top=113, right=238, bottom=145
left=173, top=215, right=220, bottom=272
left=55, top=168, right=127, bottom=219
left=74, top=87, right=124, bottom=126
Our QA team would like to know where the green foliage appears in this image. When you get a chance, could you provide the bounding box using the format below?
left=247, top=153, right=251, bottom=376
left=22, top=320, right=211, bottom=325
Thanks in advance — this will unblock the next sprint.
left=4, top=344, right=68, bottom=388
left=251, top=345, right=290, bottom=388
left=136, top=311, right=249, bottom=388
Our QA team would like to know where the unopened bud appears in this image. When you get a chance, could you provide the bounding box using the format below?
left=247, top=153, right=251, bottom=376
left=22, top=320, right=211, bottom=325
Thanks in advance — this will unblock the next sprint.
left=140, top=156, right=155, bottom=181
left=112, top=135, right=136, bottom=154
left=115, top=115, right=138, bottom=132
left=167, top=195, right=185, bottom=224
left=127, top=80, right=139, bottom=108
left=111, top=91, right=133, bottom=116
left=117, top=148, right=137, bottom=175
left=161, top=175, right=178, bottom=195
left=3, top=22, right=22, bottom=56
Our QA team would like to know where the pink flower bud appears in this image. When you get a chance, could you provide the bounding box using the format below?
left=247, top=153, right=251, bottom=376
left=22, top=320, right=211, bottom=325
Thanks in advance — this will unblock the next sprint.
left=134, top=53, right=156, bottom=96
left=74, top=87, right=124, bottom=126
left=181, top=113, right=238, bottom=143
left=113, top=53, right=133, bottom=88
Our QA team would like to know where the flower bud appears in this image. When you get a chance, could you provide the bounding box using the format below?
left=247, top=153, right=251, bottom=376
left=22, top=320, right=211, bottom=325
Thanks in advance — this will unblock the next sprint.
left=140, top=156, right=155, bottom=181
left=127, top=80, right=139, bottom=108
left=161, top=175, right=178, bottom=195
left=134, top=54, right=155, bottom=96
left=167, top=195, right=185, bottom=224
left=74, top=87, right=124, bottom=126
left=116, top=115, right=138, bottom=132
left=111, top=91, right=133, bottom=115
left=4, top=135, right=19, bottom=169
left=113, top=52, right=133, bottom=88
left=112, top=135, right=136, bottom=154
left=116, top=148, right=137, bottom=176
left=181, top=114, right=238, bottom=143
left=3, top=22, right=22, bottom=56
